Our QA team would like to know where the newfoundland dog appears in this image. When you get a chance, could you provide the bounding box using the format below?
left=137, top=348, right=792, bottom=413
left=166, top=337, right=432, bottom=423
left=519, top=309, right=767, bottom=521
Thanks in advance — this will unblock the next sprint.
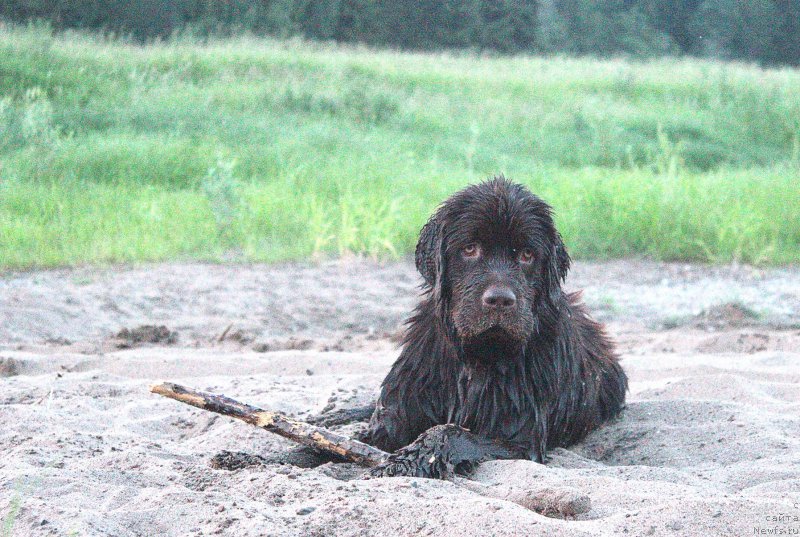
left=363, top=176, right=627, bottom=478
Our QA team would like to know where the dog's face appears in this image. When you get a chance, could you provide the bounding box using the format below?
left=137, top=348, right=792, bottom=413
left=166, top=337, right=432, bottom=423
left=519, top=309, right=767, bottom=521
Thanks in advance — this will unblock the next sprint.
left=415, top=177, right=570, bottom=353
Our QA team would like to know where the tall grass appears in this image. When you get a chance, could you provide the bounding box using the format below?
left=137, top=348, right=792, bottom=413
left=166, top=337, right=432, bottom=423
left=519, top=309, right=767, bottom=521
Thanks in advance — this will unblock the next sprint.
left=0, top=24, right=798, bottom=268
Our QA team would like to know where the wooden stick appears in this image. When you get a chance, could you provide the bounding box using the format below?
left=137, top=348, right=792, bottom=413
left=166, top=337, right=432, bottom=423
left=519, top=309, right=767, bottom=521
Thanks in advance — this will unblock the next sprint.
left=150, top=382, right=387, bottom=467
left=150, top=382, right=587, bottom=517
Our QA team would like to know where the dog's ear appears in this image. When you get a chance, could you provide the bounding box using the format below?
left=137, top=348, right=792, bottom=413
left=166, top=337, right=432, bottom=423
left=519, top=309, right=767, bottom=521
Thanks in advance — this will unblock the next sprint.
left=545, top=231, right=571, bottom=301
left=415, top=214, right=446, bottom=294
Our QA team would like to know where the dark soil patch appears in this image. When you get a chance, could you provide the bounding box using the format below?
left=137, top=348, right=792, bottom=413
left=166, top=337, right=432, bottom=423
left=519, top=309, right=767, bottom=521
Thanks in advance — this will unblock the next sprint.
left=114, top=325, right=178, bottom=348
left=0, top=356, right=19, bottom=377
left=689, top=302, right=760, bottom=330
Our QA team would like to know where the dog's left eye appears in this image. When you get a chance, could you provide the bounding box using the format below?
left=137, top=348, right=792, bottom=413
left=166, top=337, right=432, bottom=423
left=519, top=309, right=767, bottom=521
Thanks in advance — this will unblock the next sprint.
left=462, top=244, right=480, bottom=258
left=518, top=248, right=535, bottom=264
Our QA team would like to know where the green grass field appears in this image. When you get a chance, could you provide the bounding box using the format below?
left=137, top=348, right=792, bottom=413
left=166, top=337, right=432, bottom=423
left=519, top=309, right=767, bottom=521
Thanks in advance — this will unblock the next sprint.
left=1, top=24, right=799, bottom=268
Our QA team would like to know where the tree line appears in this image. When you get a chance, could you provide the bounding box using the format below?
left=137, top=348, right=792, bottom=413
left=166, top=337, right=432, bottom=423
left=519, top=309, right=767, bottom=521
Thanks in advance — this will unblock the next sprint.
left=2, top=0, right=798, bottom=66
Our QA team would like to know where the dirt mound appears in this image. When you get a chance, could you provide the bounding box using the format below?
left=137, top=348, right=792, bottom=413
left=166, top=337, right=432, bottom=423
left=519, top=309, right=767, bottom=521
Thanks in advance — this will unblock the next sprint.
left=113, top=325, right=178, bottom=348
left=0, top=356, right=19, bottom=377
left=689, top=302, right=760, bottom=330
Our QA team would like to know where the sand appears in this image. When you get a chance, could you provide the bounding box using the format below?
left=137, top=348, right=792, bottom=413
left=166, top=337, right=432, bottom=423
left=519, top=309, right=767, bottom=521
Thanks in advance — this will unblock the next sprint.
left=1, top=259, right=799, bottom=536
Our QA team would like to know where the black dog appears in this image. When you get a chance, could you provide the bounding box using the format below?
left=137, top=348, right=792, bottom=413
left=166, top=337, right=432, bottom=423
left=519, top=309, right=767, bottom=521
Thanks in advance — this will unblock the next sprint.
left=363, top=176, right=627, bottom=478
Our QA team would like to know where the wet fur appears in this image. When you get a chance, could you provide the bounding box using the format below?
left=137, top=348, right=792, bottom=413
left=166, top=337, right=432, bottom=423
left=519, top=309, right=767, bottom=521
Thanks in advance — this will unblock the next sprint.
left=365, top=177, right=627, bottom=464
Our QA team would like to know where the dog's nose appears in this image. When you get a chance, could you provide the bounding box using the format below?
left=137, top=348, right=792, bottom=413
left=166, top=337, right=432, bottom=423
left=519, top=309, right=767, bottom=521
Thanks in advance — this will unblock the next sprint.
left=482, top=285, right=517, bottom=309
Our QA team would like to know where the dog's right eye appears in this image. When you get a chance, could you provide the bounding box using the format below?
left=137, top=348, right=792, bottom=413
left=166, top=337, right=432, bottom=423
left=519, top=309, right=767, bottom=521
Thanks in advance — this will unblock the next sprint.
left=462, top=244, right=480, bottom=259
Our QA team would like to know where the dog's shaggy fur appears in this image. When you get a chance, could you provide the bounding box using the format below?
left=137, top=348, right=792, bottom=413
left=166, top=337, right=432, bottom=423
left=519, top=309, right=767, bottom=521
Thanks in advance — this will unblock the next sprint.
left=364, top=177, right=627, bottom=472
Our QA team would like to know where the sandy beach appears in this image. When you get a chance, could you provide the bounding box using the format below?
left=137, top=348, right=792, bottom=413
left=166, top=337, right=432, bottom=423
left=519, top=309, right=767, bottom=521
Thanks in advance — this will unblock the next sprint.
left=1, top=259, right=799, bottom=536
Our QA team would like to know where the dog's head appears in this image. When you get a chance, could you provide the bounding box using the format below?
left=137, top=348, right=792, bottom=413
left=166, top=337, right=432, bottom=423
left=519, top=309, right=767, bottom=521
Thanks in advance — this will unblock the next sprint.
left=415, top=176, right=570, bottom=354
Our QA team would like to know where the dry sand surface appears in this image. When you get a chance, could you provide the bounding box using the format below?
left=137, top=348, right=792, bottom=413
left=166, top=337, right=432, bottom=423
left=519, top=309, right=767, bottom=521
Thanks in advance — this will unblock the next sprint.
left=1, top=259, right=799, bottom=536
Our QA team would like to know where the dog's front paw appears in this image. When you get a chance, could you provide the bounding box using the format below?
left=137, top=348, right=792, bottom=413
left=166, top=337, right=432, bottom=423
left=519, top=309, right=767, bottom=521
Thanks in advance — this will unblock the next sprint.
left=368, top=453, right=421, bottom=478
left=367, top=425, right=459, bottom=479
left=367, top=424, right=524, bottom=479
left=306, top=404, right=375, bottom=428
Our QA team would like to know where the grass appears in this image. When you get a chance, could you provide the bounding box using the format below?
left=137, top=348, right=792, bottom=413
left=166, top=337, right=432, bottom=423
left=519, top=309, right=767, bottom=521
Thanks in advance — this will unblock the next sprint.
left=0, top=23, right=799, bottom=268
left=1, top=485, right=22, bottom=537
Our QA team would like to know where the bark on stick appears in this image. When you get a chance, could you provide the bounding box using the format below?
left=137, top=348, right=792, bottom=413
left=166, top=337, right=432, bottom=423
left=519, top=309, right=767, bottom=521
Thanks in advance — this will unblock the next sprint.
left=150, top=382, right=387, bottom=467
